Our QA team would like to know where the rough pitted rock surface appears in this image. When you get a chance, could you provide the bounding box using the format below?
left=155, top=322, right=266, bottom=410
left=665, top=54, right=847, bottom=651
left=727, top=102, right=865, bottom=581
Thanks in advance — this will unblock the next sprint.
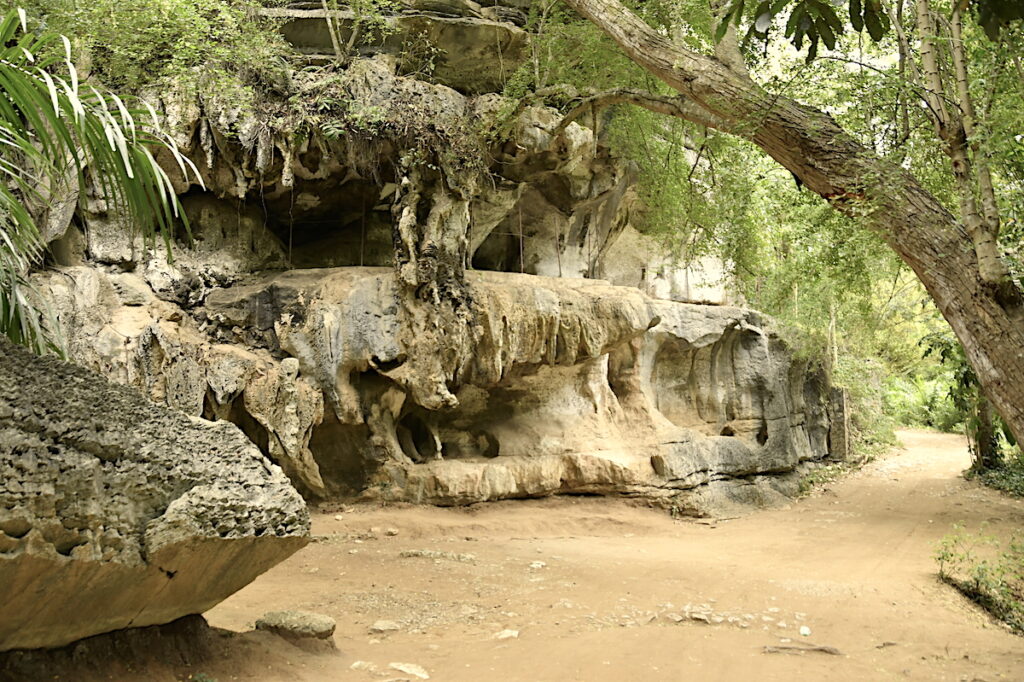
left=0, top=338, right=310, bottom=652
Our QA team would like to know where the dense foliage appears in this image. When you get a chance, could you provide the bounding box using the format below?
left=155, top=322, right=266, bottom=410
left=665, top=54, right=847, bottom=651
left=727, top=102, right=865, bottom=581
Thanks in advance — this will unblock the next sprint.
left=16, top=0, right=292, bottom=111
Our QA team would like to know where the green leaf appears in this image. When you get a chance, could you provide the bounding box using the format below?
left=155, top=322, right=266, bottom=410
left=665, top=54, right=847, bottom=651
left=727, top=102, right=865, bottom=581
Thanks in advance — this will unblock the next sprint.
left=817, top=1, right=844, bottom=35
left=816, top=16, right=837, bottom=50
left=863, top=2, right=889, bottom=41
left=732, top=0, right=746, bottom=26
left=849, top=0, right=864, bottom=31
left=806, top=34, right=819, bottom=63
left=0, top=8, right=198, bottom=354
left=715, top=12, right=732, bottom=42
left=785, top=5, right=806, bottom=37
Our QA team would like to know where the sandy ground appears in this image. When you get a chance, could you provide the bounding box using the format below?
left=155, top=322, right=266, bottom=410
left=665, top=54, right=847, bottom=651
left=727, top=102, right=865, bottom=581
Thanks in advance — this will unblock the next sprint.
left=194, top=429, right=1024, bottom=681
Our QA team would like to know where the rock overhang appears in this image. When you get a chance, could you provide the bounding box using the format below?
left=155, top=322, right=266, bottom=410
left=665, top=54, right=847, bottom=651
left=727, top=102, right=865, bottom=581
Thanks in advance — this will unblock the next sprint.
left=0, top=338, right=310, bottom=652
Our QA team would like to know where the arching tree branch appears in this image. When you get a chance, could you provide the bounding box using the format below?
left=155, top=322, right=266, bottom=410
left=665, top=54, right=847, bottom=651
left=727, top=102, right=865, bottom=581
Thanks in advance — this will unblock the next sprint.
left=551, top=88, right=731, bottom=138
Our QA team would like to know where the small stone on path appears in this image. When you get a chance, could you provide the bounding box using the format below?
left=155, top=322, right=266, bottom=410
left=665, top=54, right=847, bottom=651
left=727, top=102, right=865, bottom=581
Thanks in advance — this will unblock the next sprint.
left=389, top=662, right=430, bottom=679
left=370, top=620, right=402, bottom=633
left=255, top=610, right=336, bottom=640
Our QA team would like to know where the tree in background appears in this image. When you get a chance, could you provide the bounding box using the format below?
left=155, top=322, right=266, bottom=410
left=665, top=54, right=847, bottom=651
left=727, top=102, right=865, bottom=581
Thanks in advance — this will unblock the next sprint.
left=552, top=0, right=1024, bottom=461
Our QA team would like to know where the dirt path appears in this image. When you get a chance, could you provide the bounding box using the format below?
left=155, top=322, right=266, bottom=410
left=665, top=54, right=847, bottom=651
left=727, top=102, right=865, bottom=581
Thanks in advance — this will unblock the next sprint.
left=199, top=429, right=1024, bottom=681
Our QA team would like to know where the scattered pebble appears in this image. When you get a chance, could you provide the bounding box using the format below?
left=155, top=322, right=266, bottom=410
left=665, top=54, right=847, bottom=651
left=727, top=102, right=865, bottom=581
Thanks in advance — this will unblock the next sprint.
left=529, top=561, right=547, bottom=570
left=386, top=528, right=400, bottom=536
left=370, top=620, right=402, bottom=634
left=334, top=514, right=344, bottom=521
left=494, top=629, right=520, bottom=640
left=389, top=662, right=430, bottom=679
left=800, top=625, right=812, bottom=637
left=400, top=549, right=476, bottom=563
left=665, top=613, right=684, bottom=623
left=350, top=661, right=377, bottom=672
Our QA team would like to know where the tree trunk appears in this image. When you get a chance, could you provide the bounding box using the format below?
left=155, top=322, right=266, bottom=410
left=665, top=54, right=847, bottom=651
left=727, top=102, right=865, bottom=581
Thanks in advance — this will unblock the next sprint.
left=972, top=395, right=1002, bottom=471
left=560, top=0, right=1024, bottom=442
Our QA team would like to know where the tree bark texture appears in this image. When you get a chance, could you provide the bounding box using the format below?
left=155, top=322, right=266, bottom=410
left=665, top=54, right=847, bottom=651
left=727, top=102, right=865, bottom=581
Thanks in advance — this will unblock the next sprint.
left=559, top=0, right=1024, bottom=441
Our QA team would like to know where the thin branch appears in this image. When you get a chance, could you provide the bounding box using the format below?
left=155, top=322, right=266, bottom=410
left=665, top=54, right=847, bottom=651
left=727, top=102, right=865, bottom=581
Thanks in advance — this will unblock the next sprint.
left=551, top=88, right=731, bottom=139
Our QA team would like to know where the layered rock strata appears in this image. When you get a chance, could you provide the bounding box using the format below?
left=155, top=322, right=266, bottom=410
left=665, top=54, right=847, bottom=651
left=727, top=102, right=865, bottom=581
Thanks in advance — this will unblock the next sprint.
left=0, top=338, right=309, bottom=652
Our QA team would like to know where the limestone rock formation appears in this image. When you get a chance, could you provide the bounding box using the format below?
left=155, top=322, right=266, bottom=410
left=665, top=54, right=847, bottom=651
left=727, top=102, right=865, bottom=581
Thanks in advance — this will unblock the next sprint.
left=23, top=3, right=846, bottom=516
left=32, top=261, right=835, bottom=513
left=0, top=338, right=310, bottom=652
left=261, top=4, right=529, bottom=94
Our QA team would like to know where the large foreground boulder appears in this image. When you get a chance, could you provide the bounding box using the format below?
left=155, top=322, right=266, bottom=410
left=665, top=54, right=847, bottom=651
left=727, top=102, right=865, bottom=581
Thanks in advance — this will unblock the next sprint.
left=0, top=338, right=310, bottom=652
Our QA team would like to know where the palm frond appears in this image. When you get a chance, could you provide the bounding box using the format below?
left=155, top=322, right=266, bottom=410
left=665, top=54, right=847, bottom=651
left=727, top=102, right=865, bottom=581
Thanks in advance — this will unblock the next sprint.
left=0, top=7, right=201, bottom=355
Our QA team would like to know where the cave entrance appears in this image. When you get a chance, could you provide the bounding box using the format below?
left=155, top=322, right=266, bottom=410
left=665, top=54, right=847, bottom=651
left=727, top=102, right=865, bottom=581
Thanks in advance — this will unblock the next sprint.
left=179, top=173, right=398, bottom=270
left=258, top=177, right=393, bottom=268
left=396, top=411, right=440, bottom=462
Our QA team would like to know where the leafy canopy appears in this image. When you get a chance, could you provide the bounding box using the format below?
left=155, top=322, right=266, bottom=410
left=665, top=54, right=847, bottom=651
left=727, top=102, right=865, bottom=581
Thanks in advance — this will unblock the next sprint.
left=720, top=0, right=1024, bottom=61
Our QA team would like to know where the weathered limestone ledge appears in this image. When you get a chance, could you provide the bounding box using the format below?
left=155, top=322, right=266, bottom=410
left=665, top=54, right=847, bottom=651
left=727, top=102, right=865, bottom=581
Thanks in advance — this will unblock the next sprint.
left=258, top=2, right=530, bottom=94
left=0, top=338, right=310, bottom=652
left=32, top=265, right=835, bottom=513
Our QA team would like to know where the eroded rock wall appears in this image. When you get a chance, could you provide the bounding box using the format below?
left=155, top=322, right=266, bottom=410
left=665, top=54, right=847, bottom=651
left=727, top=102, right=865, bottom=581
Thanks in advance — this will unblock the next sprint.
left=32, top=262, right=833, bottom=513
left=26, top=3, right=842, bottom=515
left=0, top=338, right=309, bottom=652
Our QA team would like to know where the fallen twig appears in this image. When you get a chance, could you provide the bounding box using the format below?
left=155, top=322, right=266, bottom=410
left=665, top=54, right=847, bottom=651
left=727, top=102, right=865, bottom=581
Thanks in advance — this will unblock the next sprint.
left=763, top=644, right=842, bottom=656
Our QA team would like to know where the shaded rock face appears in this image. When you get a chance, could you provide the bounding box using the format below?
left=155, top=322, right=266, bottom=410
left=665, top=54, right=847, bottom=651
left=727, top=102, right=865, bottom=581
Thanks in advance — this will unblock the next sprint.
left=0, top=338, right=309, bottom=652
left=262, top=3, right=529, bottom=95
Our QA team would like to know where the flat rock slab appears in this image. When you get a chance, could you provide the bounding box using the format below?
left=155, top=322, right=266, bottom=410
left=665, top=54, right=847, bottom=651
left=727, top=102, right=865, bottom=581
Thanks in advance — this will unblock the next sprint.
left=0, top=339, right=310, bottom=651
left=256, top=611, right=336, bottom=640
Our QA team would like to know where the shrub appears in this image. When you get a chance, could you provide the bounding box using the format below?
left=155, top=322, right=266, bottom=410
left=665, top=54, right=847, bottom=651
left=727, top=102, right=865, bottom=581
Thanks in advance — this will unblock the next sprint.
left=935, top=524, right=1024, bottom=634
